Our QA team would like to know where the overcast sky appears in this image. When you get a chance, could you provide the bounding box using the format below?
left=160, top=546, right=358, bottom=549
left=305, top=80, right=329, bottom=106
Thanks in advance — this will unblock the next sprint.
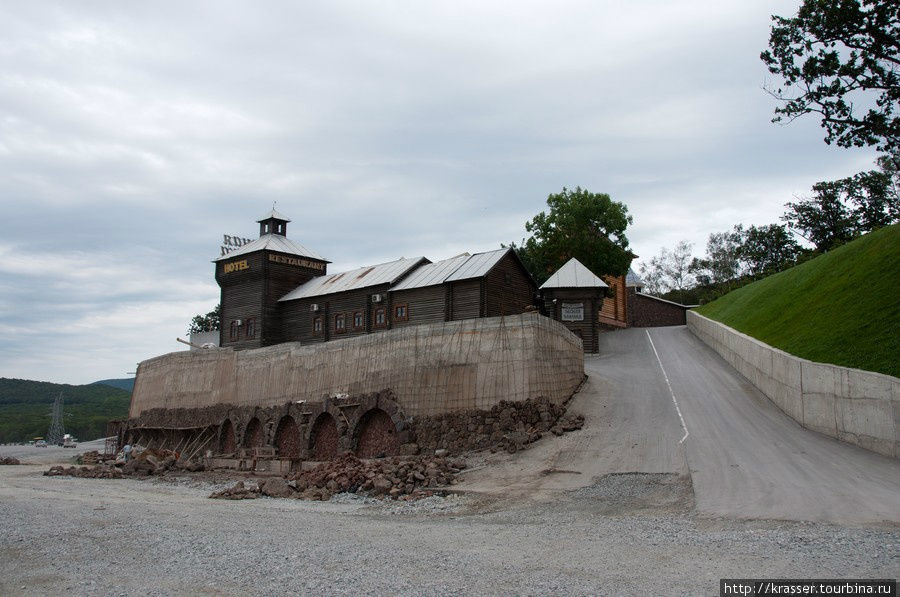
left=0, top=1, right=880, bottom=384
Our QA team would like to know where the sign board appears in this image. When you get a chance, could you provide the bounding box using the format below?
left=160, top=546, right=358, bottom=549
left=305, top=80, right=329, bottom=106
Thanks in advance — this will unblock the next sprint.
left=220, top=234, right=253, bottom=256
left=561, top=302, right=584, bottom=322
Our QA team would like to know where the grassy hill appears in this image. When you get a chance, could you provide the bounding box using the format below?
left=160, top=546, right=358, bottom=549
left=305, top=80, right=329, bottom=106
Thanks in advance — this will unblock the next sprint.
left=0, top=378, right=131, bottom=443
left=696, top=224, right=899, bottom=378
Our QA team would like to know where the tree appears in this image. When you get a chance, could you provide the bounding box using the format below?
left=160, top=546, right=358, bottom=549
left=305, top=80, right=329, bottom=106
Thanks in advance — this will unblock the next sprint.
left=761, top=0, right=900, bottom=153
left=187, top=304, right=220, bottom=335
left=514, top=187, right=633, bottom=284
left=782, top=154, right=899, bottom=250
left=738, top=224, right=802, bottom=276
left=638, top=241, right=695, bottom=303
left=689, top=227, right=744, bottom=285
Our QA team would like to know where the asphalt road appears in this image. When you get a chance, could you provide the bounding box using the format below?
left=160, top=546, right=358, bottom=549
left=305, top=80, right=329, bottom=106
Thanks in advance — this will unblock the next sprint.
left=459, top=326, right=900, bottom=524
left=648, top=326, right=900, bottom=524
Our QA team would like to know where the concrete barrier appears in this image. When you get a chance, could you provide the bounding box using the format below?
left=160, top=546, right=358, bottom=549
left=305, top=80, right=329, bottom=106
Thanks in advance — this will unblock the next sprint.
left=687, top=311, right=899, bottom=459
left=131, top=313, right=584, bottom=419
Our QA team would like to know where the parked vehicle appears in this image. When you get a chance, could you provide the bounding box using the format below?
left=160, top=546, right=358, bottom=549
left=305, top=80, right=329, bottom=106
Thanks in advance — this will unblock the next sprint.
left=35, top=439, right=47, bottom=447
left=63, top=435, right=77, bottom=448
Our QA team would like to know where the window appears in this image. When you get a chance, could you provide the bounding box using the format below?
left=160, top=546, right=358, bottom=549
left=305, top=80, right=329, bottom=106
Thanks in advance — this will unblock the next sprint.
left=312, top=316, right=322, bottom=336
left=229, top=320, right=239, bottom=341
left=335, top=313, right=346, bottom=333
left=374, top=307, right=386, bottom=327
left=394, top=304, right=408, bottom=321
left=245, top=318, right=256, bottom=339
left=353, top=311, right=364, bottom=330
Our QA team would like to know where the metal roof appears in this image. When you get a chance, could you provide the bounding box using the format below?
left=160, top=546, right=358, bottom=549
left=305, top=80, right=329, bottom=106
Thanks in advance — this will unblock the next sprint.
left=625, top=267, right=644, bottom=287
left=391, top=253, right=472, bottom=291
left=257, top=208, right=291, bottom=222
left=279, top=257, right=428, bottom=301
left=445, top=248, right=510, bottom=282
left=539, top=258, right=609, bottom=289
left=213, top=233, right=327, bottom=262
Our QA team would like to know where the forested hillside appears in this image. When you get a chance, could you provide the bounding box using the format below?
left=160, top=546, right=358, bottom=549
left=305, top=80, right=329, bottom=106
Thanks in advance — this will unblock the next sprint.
left=0, top=378, right=131, bottom=443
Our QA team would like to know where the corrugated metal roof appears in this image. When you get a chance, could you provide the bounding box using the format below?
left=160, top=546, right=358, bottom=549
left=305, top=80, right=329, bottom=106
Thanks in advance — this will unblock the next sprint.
left=539, top=258, right=609, bottom=289
left=391, top=253, right=472, bottom=291
left=213, top=233, right=327, bottom=262
left=257, top=208, right=291, bottom=222
left=625, top=267, right=644, bottom=287
left=445, top=248, right=509, bottom=282
left=279, top=257, right=428, bottom=301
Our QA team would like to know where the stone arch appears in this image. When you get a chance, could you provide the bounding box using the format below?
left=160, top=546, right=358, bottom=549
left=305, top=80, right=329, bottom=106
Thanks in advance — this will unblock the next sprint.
left=274, top=415, right=301, bottom=459
left=309, top=412, right=338, bottom=461
left=243, top=417, right=264, bottom=448
left=219, top=419, right=236, bottom=454
left=354, top=408, right=399, bottom=458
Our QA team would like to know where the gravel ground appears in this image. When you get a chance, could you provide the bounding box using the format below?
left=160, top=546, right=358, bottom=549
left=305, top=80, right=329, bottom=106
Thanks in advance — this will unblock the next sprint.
left=1, top=462, right=897, bottom=596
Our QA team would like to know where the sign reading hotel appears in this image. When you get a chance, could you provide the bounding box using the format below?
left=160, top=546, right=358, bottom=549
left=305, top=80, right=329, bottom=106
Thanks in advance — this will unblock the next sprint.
left=561, top=302, right=584, bottom=321
left=222, top=259, right=249, bottom=274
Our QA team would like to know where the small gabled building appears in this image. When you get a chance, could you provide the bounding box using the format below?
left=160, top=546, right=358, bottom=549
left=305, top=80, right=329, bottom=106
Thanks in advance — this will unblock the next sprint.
left=214, top=210, right=329, bottom=349
left=539, top=258, right=610, bottom=353
left=279, top=257, right=429, bottom=343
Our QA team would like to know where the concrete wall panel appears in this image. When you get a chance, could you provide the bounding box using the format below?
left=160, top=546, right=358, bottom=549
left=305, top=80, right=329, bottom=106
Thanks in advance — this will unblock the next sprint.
left=688, top=311, right=898, bottom=459
left=131, top=313, right=584, bottom=420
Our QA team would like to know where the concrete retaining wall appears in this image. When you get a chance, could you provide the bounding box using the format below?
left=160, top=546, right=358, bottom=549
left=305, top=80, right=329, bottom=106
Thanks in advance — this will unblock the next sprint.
left=130, top=313, right=584, bottom=419
left=687, top=311, right=899, bottom=459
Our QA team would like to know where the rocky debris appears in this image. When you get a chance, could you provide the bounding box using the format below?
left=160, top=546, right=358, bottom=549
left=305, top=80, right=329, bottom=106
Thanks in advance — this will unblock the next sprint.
left=79, top=450, right=101, bottom=465
left=44, top=465, right=122, bottom=479
left=286, top=453, right=467, bottom=501
left=260, top=477, right=294, bottom=498
left=209, top=481, right=260, bottom=500
left=117, top=449, right=205, bottom=476
left=0, top=456, right=22, bottom=465
left=412, top=396, right=581, bottom=455
left=550, top=413, right=585, bottom=436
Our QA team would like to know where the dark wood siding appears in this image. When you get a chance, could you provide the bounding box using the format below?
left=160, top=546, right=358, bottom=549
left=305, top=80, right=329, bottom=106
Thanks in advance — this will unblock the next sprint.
left=483, top=251, right=536, bottom=317
left=262, top=252, right=326, bottom=346
left=541, top=288, right=604, bottom=353
left=216, top=252, right=266, bottom=350
left=390, top=285, right=446, bottom=328
left=449, top=280, right=481, bottom=321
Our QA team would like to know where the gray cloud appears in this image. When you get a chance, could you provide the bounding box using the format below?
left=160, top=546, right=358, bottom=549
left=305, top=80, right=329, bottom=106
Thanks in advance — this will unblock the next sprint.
left=0, top=0, right=879, bottom=383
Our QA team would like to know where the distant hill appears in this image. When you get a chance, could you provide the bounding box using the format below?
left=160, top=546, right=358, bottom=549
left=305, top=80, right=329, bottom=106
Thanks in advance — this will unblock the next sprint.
left=0, top=378, right=131, bottom=443
left=92, top=378, right=135, bottom=392
left=696, top=224, right=899, bottom=377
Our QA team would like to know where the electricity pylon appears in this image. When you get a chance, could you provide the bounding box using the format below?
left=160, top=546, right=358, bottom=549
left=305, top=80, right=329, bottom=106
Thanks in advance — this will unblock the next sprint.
left=47, top=392, right=65, bottom=445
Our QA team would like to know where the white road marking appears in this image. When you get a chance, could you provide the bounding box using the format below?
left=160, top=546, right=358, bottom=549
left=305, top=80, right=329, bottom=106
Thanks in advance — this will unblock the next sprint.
left=646, top=330, right=689, bottom=444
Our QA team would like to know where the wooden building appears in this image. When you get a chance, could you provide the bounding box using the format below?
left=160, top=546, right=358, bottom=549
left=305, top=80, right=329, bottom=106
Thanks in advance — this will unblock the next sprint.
left=215, top=212, right=537, bottom=350
left=539, top=258, right=609, bottom=353
left=278, top=257, right=429, bottom=344
left=214, top=210, right=329, bottom=349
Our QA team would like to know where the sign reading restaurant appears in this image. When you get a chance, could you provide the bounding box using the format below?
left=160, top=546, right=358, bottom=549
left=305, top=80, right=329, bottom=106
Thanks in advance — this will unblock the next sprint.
left=268, top=253, right=326, bottom=271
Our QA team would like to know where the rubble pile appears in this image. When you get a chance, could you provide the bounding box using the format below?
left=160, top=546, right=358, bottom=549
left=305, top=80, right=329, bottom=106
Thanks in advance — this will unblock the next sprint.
left=44, top=465, right=123, bottom=479
left=209, top=454, right=467, bottom=501
left=121, top=449, right=205, bottom=476
left=79, top=451, right=101, bottom=465
left=0, top=456, right=21, bottom=465
left=411, top=396, right=583, bottom=454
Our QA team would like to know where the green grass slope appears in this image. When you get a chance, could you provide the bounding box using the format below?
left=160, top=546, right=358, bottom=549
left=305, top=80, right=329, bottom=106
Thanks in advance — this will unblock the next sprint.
left=0, top=378, right=131, bottom=443
left=696, top=224, right=899, bottom=378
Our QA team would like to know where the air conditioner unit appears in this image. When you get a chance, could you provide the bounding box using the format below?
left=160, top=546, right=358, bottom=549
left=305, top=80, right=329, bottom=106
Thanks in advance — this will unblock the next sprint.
left=235, top=319, right=243, bottom=326
left=310, top=303, right=319, bottom=312
left=371, top=294, right=383, bottom=303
